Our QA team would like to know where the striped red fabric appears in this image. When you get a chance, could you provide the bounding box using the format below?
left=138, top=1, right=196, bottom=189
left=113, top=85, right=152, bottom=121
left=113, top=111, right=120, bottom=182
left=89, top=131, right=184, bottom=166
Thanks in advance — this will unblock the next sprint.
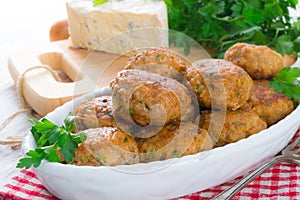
left=176, top=163, right=300, bottom=200
left=1, top=131, right=299, bottom=200
left=0, top=169, right=58, bottom=200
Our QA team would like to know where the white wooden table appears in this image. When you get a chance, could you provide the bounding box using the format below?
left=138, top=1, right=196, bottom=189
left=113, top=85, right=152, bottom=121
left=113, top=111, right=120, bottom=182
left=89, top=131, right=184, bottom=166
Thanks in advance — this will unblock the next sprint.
left=0, top=0, right=66, bottom=187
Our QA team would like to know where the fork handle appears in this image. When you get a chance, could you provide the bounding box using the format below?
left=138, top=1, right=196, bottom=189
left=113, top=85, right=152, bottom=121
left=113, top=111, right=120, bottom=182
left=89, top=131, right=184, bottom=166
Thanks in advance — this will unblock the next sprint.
left=212, top=155, right=289, bottom=200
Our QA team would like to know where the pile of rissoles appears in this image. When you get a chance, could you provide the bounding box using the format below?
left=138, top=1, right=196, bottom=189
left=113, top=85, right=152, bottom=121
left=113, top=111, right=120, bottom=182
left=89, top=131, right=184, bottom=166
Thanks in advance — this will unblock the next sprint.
left=71, top=43, right=295, bottom=166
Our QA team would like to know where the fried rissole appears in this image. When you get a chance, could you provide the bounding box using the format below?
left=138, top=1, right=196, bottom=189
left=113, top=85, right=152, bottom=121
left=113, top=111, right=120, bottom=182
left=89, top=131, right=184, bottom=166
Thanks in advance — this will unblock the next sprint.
left=224, top=43, right=283, bottom=79
left=185, top=59, right=253, bottom=110
left=138, top=122, right=213, bottom=163
left=71, top=144, right=101, bottom=166
left=83, top=127, right=139, bottom=166
left=200, top=110, right=267, bottom=147
left=73, top=96, right=116, bottom=131
left=125, top=48, right=191, bottom=80
left=241, top=80, right=294, bottom=126
left=110, top=69, right=194, bottom=129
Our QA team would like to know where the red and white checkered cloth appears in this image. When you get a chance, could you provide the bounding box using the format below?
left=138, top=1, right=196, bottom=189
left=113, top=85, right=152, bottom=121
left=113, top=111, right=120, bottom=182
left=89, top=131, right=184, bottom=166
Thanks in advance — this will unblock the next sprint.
left=0, top=169, right=58, bottom=200
left=1, top=132, right=299, bottom=200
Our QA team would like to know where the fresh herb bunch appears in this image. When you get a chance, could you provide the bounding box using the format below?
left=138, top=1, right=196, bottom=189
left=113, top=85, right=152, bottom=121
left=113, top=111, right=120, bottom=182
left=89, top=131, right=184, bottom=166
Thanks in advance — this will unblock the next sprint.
left=166, top=0, right=300, bottom=57
left=270, top=67, right=300, bottom=100
left=17, top=114, right=86, bottom=169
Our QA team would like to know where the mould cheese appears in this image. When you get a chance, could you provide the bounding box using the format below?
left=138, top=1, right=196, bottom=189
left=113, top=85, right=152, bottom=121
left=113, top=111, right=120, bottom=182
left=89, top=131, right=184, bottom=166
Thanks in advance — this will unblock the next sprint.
left=66, top=0, right=168, bottom=54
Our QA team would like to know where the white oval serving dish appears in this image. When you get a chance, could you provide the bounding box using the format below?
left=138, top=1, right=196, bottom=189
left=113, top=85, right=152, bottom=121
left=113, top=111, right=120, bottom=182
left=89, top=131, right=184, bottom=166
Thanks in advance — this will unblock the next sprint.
left=22, top=86, right=300, bottom=200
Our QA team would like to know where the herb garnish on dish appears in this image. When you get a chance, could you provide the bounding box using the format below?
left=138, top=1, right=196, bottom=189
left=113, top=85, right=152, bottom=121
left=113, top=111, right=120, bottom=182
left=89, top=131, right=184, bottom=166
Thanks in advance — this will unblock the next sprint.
left=17, top=113, right=86, bottom=169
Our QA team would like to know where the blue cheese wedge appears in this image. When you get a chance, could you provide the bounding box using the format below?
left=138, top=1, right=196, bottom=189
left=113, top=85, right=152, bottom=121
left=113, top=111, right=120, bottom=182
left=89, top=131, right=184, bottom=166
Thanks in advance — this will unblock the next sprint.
left=66, top=0, right=168, bottom=54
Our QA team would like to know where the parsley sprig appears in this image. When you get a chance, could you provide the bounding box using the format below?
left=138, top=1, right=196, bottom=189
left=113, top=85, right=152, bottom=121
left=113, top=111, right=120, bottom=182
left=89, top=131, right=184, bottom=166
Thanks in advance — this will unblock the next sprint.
left=16, top=114, right=86, bottom=169
left=270, top=67, right=300, bottom=100
left=166, top=0, right=300, bottom=58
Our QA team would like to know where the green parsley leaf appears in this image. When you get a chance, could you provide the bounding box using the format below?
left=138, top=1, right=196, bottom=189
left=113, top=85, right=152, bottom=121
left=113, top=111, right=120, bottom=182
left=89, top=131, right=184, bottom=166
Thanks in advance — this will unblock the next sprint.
left=63, top=113, right=80, bottom=133
left=16, top=149, right=46, bottom=169
left=44, top=145, right=61, bottom=163
left=32, top=118, right=58, bottom=132
left=71, top=132, right=87, bottom=144
left=36, top=132, right=51, bottom=147
left=163, top=0, right=173, bottom=7
left=270, top=67, right=300, bottom=100
left=294, top=37, right=300, bottom=52
left=275, top=67, right=300, bottom=83
left=58, top=133, right=78, bottom=163
left=242, top=8, right=265, bottom=25
left=16, top=114, right=86, bottom=169
left=48, top=128, right=61, bottom=145
left=150, top=148, right=156, bottom=158
left=231, top=2, right=243, bottom=18
left=29, top=118, right=60, bottom=146
left=275, top=35, right=295, bottom=55
left=93, top=0, right=109, bottom=6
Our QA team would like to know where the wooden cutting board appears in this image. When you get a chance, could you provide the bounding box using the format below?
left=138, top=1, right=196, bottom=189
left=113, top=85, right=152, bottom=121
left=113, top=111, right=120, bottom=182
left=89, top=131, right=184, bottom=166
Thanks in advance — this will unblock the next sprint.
left=8, top=40, right=209, bottom=116
left=8, top=40, right=131, bottom=116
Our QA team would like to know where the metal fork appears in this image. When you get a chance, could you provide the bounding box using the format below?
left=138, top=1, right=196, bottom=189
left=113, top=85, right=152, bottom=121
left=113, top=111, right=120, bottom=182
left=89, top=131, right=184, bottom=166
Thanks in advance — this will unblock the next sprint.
left=212, top=136, right=300, bottom=200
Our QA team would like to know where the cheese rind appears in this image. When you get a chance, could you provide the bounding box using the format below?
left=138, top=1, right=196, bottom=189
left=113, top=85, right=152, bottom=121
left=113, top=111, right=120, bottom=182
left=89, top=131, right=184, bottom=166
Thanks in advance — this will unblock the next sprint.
left=67, top=0, right=168, bottom=54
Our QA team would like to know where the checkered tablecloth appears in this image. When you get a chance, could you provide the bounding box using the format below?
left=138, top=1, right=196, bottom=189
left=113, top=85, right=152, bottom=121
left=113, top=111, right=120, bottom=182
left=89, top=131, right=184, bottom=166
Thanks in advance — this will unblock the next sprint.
left=1, top=131, right=299, bottom=200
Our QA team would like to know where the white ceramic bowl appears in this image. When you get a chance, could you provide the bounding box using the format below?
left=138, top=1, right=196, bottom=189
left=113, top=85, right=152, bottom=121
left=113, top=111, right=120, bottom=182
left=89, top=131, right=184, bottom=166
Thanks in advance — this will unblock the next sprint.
left=22, top=86, right=300, bottom=200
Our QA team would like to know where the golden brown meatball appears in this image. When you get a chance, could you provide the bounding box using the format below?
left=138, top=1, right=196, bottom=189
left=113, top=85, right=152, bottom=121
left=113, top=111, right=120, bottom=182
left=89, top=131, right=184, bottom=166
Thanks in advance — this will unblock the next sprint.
left=124, top=48, right=199, bottom=122
left=224, top=43, right=283, bottom=79
left=138, top=122, right=213, bottom=163
left=200, top=110, right=267, bottom=147
left=125, top=48, right=191, bottom=80
left=71, top=144, right=101, bottom=166
left=73, top=96, right=116, bottom=131
left=83, top=127, right=139, bottom=166
left=110, top=69, right=194, bottom=130
left=185, top=59, right=253, bottom=110
left=241, top=80, right=294, bottom=126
